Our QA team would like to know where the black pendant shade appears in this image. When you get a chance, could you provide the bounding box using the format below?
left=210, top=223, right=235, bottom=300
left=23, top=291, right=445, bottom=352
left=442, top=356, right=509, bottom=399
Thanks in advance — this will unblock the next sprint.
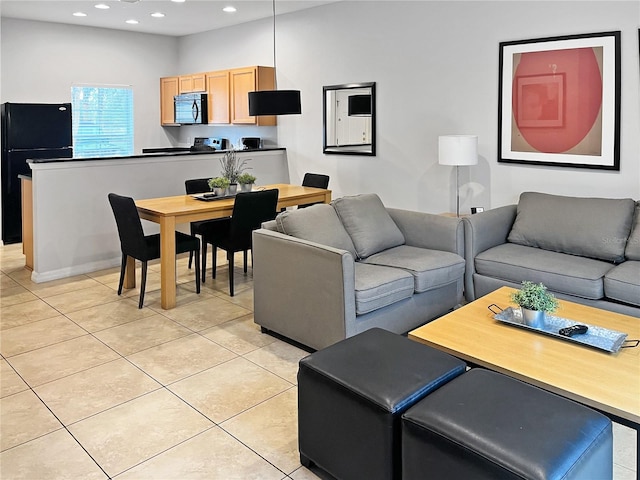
left=348, top=94, right=372, bottom=116
left=248, top=90, right=301, bottom=116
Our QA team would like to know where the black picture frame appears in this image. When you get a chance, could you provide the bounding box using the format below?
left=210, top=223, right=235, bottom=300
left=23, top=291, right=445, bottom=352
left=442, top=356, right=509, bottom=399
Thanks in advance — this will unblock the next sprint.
left=498, top=31, right=621, bottom=170
left=323, top=82, right=376, bottom=156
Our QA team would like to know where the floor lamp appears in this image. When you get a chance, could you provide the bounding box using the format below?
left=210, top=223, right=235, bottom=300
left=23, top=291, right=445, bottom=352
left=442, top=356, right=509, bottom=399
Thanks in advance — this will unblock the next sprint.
left=438, top=135, right=478, bottom=217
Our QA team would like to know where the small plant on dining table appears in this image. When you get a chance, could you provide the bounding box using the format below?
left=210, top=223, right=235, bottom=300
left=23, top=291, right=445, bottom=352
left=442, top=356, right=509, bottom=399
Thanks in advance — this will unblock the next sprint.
left=208, top=176, right=230, bottom=190
left=237, top=173, right=256, bottom=185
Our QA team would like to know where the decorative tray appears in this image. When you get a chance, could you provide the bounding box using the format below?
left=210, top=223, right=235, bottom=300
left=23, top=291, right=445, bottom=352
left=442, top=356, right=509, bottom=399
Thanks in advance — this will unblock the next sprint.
left=490, top=306, right=628, bottom=353
left=192, top=192, right=237, bottom=202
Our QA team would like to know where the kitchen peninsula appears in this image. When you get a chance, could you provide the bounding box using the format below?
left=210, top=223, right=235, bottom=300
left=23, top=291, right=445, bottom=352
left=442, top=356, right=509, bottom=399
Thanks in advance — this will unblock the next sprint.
left=25, top=148, right=289, bottom=283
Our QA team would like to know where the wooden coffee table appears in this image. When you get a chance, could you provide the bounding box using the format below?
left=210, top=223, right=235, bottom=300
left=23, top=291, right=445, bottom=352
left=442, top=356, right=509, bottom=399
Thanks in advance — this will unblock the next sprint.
left=409, top=286, right=639, bottom=476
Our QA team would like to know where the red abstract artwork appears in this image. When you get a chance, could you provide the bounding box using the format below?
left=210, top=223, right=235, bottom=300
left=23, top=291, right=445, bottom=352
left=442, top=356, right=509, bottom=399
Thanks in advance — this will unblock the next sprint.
left=511, top=47, right=603, bottom=155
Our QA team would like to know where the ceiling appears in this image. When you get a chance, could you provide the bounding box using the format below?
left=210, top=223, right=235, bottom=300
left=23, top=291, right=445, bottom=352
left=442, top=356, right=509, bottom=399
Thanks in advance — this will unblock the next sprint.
left=0, top=0, right=337, bottom=37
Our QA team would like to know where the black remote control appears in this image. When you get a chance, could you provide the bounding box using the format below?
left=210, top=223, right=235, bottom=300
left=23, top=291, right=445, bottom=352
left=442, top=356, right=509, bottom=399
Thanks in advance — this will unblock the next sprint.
left=558, top=325, right=588, bottom=337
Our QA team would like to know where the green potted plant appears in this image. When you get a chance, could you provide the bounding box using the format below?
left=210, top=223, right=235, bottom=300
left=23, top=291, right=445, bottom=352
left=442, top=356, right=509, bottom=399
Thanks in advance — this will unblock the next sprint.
left=208, top=176, right=230, bottom=196
left=237, top=172, right=256, bottom=192
left=511, top=281, right=559, bottom=327
left=220, top=150, right=250, bottom=193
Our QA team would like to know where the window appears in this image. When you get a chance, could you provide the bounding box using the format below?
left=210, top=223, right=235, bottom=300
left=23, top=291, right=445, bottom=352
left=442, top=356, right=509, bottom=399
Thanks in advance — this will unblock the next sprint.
left=71, top=85, right=133, bottom=158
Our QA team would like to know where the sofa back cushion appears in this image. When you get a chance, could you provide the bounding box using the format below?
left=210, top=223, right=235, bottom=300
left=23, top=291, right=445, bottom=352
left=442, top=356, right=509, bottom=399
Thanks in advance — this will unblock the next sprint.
left=332, top=193, right=405, bottom=259
left=507, top=192, right=636, bottom=263
left=275, top=204, right=357, bottom=257
left=625, top=202, right=640, bottom=260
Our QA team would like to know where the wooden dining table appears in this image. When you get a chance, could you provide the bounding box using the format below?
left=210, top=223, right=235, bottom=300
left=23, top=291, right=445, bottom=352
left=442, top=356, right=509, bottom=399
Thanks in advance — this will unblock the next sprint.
left=130, top=183, right=332, bottom=309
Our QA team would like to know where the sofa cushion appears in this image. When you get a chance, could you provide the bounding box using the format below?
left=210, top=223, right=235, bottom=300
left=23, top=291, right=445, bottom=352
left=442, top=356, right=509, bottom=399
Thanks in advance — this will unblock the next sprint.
left=475, top=243, right=613, bottom=300
left=332, top=193, right=405, bottom=259
left=363, top=245, right=465, bottom=294
left=275, top=204, right=357, bottom=257
left=507, top=192, right=636, bottom=263
left=604, top=261, right=640, bottom=307
left=354, top=263, right=414, bottom=315
left=625, top=203, right=640, bottom=260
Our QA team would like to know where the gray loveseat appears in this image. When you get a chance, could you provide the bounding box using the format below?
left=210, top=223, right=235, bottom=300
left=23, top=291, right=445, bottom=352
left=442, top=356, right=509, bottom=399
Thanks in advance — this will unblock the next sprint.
left=463, top=192, right=640, bottom=317
left=252, top=193, right=465, bottom=350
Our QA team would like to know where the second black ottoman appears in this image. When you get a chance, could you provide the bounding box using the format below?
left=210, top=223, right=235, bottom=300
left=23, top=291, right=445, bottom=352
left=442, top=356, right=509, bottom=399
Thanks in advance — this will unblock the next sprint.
left=297, top=327, right=466, bottom=480
left=402, top=369, right=613, bottom=480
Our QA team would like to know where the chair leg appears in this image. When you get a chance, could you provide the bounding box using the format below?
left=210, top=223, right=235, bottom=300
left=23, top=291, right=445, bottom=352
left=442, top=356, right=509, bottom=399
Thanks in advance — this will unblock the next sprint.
left=188, top=226, right=195, bottom=269
left=139, top=261, right=148, bottom=309
left=194, top=244, right=201, bottom=294
left=212, top=246, right=218, bottom=279
left=243, top=250, right=248, bottom=274
left=228, top=250, right=234, bottom=296
left=201, top=240, right=208, bottom=283
left=117, top=253, right=127, bottom=295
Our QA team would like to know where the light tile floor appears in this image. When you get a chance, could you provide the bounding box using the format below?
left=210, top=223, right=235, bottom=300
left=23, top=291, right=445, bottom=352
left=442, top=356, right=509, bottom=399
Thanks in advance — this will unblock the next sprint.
left=0, top=242, right=637, bottom=479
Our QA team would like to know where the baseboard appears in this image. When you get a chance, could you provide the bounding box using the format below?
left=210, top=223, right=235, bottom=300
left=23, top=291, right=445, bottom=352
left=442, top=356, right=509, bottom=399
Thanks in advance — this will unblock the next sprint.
left=31, top=256, right=121, bottom=283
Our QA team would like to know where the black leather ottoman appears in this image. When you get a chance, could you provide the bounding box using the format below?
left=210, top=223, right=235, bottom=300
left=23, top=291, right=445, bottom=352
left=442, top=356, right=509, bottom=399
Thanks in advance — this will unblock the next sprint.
left=402, top=369, right=613, bottom=480
left=297, top=327, right=466, bottom=480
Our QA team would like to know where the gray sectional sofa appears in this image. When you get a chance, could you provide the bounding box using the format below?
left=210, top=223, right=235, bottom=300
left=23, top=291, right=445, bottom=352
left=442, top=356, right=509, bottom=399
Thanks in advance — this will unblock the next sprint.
left=463, top=192, right=640, bottom=317
left=252, top=193, right=466, bottom=350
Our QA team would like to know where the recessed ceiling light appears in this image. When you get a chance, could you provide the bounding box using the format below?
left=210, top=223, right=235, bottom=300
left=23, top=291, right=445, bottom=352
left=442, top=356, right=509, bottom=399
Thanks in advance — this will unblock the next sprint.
left=223, top=6, right=237, bottom=13
left=151, top=12, right=165, bottom=18
left=171, top=0, right=186, bottom=3
left=95, top=4, right=110, bottom=9
left=73, top=12, right=87, bottom=17
left=125, top=19, right=139, bottom=24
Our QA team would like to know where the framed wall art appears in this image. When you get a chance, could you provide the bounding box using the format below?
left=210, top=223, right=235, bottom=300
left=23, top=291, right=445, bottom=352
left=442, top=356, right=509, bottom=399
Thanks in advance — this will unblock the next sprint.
left=498, top=31, right=621, bottom=170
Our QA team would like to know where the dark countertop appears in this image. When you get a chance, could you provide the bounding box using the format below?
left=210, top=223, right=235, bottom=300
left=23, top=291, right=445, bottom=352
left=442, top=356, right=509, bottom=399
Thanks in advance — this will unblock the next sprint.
left=27, top=147, right=285, bottom=164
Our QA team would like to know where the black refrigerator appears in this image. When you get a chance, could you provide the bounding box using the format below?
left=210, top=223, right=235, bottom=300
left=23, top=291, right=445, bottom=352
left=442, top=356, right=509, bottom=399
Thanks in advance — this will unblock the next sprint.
left=1, top=102, right=73, bottom=244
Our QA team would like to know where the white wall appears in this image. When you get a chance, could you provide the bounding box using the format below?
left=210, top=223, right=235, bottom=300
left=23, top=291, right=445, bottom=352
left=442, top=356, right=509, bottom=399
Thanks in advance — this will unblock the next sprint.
left=3, top=1, right=639, bottom=216
left=0, top=18, right=179, bottom=153
left=180, top=1, right=640, bottom=213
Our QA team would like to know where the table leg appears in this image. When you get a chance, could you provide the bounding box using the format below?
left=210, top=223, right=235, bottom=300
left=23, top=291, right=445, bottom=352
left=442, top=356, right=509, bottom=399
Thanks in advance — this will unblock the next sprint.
left=159, top=216, right=176, bottom=310
left=123, top=256, right=136, bottom=289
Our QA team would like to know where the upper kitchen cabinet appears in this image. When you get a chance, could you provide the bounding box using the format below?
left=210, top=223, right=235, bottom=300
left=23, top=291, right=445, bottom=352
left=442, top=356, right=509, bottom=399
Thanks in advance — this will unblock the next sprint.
left=160, top=76, right=179, bottom=126
left=230, top=66, right=276, bottom=126
left=206, top=70, right=230, bottom=124
left=179, top=73, right=206, bottom=93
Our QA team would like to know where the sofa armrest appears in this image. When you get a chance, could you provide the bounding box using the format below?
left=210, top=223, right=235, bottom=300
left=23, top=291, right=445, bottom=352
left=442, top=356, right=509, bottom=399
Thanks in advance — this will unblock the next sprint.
left=387, top=208, right=464, bottom=257
left=252, top=228, right=356, bottom=350
left=462, top=204, right=517, bottom=300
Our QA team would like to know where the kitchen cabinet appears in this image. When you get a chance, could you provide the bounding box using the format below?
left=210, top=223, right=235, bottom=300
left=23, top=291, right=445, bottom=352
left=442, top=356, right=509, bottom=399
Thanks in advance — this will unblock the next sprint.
left=160, top=66, right=276, bottom=126
left=179, top=73, right=206, bottom=93
left=230, top=66, right=276, bottom=126
left=205, top=70, right=230, bottom=124
left=160, top=76, right=179, bottom=126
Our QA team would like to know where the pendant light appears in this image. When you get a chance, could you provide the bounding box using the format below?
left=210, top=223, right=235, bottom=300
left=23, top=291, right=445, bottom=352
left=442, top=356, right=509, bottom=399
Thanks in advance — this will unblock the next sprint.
left=248, top=0, right=302, bottom=116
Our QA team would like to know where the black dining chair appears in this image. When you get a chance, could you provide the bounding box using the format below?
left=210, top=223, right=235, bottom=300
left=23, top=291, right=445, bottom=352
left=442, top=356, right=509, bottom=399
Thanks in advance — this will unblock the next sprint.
left=108, top=193, right=201, bottom=308
left=200, top=188, right=279, bottom=296
left=184, top=178, right=229, bottom=272
left=299, top=173, right=330, bottom=208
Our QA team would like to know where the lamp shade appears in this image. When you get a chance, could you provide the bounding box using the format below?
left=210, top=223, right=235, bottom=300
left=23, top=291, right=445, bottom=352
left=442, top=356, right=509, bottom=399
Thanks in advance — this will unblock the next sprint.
left=348, top=94, right=372, bottom=116
left=248, top=90, right=301, bottom=116
left=438, top=135, right=478, bottom=166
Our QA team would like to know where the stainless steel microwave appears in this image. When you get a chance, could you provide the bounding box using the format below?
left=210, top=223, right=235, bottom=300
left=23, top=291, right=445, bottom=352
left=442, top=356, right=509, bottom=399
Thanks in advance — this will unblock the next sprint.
left=174, top=93, right=208, bottom=124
